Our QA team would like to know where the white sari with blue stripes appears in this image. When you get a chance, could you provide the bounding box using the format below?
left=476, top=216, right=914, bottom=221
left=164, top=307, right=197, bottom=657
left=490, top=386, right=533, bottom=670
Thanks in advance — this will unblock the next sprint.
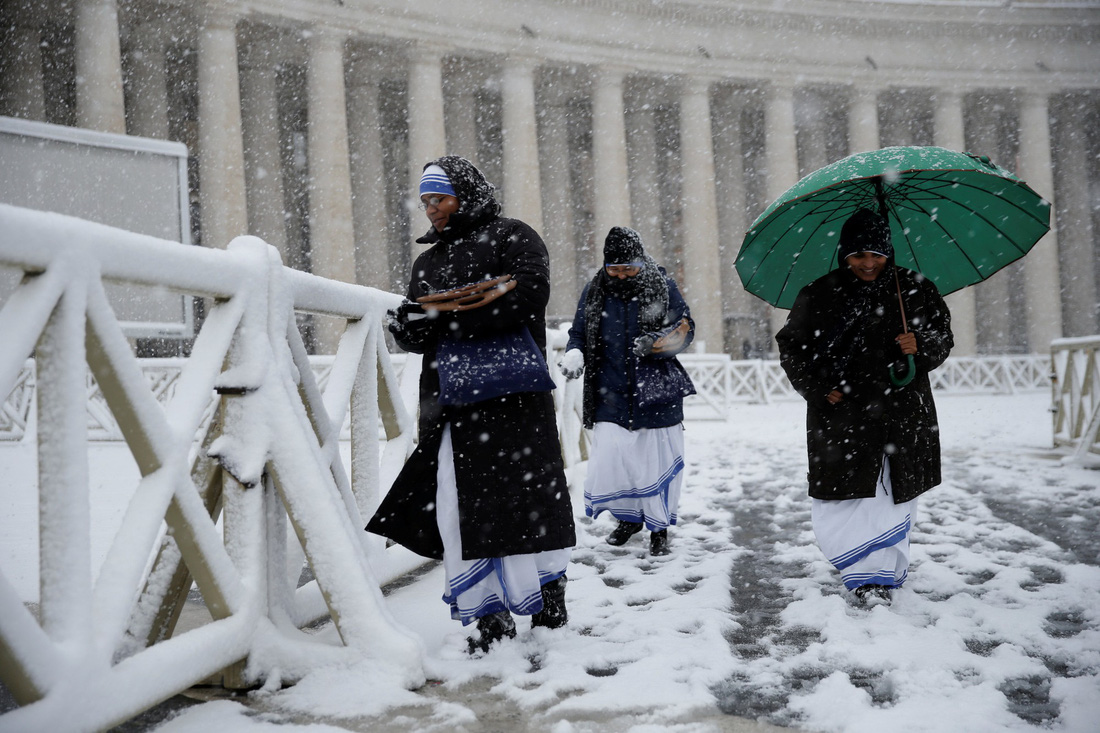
left=436, top=425, right=570, bottom=626
left=584, top=422, right=685, bottom=531
left=811, top=455, right=916, bottom=591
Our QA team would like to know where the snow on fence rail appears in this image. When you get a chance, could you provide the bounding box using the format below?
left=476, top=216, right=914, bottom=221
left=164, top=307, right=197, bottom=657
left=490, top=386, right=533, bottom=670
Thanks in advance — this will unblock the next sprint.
left=0, top=204, right=427, bottom=731
left=1051, top=335, right=1100, bottom=463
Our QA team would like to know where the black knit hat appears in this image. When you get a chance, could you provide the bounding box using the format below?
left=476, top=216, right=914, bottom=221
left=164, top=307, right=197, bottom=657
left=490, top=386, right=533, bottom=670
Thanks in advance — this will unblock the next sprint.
left=603, top=226, right=645, bottom=265
left=838, top=208, right=894, bottom=265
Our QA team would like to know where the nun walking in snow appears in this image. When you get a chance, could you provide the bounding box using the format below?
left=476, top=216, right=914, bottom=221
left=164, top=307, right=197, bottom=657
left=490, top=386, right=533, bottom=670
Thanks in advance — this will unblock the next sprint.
left=367, top=156, right=575, bottom=653
left=559, top=227, right=696, bottom=556
left=775, top=209, right=953, bottom=605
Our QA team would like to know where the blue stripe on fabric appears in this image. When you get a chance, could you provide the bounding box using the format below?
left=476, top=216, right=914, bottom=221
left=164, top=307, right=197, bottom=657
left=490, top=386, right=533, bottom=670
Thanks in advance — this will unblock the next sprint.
left=419, top=172, right=455, bottom=197
left=830, top=516, right=911, bottom=570
left=842, top=567, right=909, bottom=591
left=586, top=456, right=684, bottom=509
left=444, top=559, right=493, bottom=602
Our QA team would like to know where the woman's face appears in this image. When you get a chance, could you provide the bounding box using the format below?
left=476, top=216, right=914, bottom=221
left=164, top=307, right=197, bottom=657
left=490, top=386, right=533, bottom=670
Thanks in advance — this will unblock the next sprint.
left=845, top=252, right=888, bottom=282
left=605, top=264, right=642, bottom=280
left=421, top=194, right=460, bottom=232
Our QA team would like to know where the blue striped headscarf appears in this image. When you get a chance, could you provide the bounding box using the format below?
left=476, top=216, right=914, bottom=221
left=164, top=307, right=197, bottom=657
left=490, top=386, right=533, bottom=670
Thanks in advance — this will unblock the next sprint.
left=419, top=165, right=456, bottom=198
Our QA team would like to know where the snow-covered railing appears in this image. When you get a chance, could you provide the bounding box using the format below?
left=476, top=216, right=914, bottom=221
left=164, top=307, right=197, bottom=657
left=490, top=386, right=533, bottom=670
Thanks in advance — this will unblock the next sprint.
left=1051, top=336, right=1100, bottom=464
left=673, top=353, right=1051, bottom=419
left=1, top=350, right=1053, bottom=441
left=0, top=204, right=426, bottom=731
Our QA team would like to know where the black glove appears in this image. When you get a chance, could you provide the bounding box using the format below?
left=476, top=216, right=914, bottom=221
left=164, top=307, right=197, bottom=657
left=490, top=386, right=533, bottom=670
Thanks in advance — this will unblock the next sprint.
left=633, top=332, right=657, bottom=357
left=387, top=300, right=434, bottom=340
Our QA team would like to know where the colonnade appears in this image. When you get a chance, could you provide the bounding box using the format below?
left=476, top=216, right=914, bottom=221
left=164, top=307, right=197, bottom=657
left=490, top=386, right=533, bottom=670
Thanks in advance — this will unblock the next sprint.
left=1, top=0, right=1097, bottom=355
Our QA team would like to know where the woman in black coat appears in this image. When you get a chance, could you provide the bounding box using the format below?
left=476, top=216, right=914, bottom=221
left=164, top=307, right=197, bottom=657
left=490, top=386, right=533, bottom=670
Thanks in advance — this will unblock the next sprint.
left=367, top=156, right=575, bottom=652
left=775, top=208, right=953, bottom=604
left=560, top=227, right=695, bottom=556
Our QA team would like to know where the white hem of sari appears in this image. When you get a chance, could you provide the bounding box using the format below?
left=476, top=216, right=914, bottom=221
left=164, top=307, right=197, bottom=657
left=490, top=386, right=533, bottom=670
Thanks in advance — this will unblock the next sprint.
left=436, top=425, right=570, bottom=626
left=583, top=422, right=685, bottom=532
left=811, top=456, right=917, bottom=590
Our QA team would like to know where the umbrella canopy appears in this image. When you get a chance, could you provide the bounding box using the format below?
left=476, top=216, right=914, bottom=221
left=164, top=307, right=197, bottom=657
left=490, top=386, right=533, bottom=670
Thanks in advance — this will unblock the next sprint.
left=735, top=146, right=1051, bottom=310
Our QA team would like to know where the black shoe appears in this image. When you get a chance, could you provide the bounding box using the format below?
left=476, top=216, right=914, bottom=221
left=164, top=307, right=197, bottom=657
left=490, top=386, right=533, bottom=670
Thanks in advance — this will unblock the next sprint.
left=467, top=610, right=516, bottom=654
left=649, top=529, right=670, bottom=556
left=531, top=575, right=568, bottom=629
left=607, top=521, right=644, bottom=546
left=853, top=584, right=892, bottom=605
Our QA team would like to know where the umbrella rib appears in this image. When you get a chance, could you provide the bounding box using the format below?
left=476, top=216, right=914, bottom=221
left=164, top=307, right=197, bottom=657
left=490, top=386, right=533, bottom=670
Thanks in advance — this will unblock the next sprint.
left=903, top=174, right=1049, bottom=250
left=884, top=194, right=985, bottom=286
left=758, top=188, right=877, bottom=302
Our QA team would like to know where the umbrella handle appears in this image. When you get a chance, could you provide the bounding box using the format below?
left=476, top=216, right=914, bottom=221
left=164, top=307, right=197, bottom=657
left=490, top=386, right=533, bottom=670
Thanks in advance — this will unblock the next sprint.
left=889, top=354, right=916, bottom=387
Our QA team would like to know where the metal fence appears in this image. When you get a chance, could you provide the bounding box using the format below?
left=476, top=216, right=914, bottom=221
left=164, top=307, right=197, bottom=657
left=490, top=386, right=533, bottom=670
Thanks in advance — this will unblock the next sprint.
left=1051, top=336, right=1100, bottom=462
left=1, top=352, right=1053, bottom=441
left=0, top=204, right=424, bottom=731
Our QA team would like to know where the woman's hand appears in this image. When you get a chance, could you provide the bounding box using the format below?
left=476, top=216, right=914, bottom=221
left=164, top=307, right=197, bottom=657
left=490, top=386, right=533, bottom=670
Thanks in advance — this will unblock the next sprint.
left=558, top=348, right=585, bottom=380
left=896, top=332, right=917, bottom=355
left=825, top=390, right=844, bottom=405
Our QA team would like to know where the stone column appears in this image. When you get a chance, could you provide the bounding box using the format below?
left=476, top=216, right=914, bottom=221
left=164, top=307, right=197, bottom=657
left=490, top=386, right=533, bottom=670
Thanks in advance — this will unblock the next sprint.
left=75, top=0, right=126, bottom=134
left=678, top=77, right=724, bottom=352
left=197, top=8, right=249, bottom=249
left=443, top=63, right=481, bottom=165
left=626, top=96, right=664, bottom=264
left=591, top=66, right=633, bottom=239
left=848, top=84, right=880, bottom=154
left=124, top=21, right=170, bottom=139
left=239, top=41, right=289, bottom=262
left=764, top=81, right=800, bottom=343
left=797, top=88, right=830, bottom=177
left=968, top=96, right=1012, bottom=353
left=712, top=88, right=756, bottom=357
left=406, top=45, right=447, bottom=224
left=538, top=88, right=580, bottom=322
left=307, top=29, right=357, bottom=352
left=0, top=11, right=46, bottom=121
left=1053, top=96, right=1098, bottom=337
left=347, top=56, right=392, bottom=293
left=500, top=58, right=544, bottom=233
left=1016, top=89, right=1063, bottom=352
left=932, top=88, right=977, bottom=355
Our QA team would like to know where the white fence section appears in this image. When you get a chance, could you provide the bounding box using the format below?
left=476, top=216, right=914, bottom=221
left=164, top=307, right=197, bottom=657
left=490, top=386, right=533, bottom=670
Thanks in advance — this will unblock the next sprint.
left=2, top=346, right=1052, bottom=442
left=0, top=204, right=426, bottom=731
left=1051, top=336, right=1100, bottom=464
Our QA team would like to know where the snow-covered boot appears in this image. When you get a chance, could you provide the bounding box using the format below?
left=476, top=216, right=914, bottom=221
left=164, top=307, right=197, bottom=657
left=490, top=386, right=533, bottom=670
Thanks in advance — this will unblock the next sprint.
left=649, top=529, right=670, bottom=556
left=531, top=575, right=568, bottom=629
left=607, top=520, right=644, bottom=546
left=467, top=610, right=516, bottom=654
left=853, top=584, right=891, bottom=606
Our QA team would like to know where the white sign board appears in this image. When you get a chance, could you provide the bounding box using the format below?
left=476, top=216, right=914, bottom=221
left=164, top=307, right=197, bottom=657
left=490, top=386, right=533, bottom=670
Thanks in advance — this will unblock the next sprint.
left=0, top=116, right=193, bottom=338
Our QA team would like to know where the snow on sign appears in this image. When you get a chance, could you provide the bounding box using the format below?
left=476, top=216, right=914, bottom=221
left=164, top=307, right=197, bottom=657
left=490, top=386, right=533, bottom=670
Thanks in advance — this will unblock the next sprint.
left=0, top=115, right=194, bottom=338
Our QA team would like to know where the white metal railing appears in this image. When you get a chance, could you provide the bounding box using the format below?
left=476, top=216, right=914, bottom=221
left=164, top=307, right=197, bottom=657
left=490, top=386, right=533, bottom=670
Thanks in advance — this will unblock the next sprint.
left=2, top=348, right=1052, bottom=441
left=1051, top=336, right=1100, bottom=463
left=0, top=204, right=426, bottom=731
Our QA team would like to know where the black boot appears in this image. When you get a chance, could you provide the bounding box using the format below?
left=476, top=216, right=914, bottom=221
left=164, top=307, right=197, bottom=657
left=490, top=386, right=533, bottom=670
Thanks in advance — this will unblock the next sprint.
left=531, top=575, right=568, bottom=629
left=467, top=610, right=516, bottom=654
left=853, top=584, right=891, bottom=606
left=607, top=520, right=644, bottom=546
left=649, top=529, right=670, bottom=556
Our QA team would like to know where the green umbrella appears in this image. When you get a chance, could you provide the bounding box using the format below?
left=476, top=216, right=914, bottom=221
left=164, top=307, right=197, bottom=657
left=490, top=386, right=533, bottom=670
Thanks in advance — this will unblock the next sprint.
left=735, top=145, right=1051, bottom=312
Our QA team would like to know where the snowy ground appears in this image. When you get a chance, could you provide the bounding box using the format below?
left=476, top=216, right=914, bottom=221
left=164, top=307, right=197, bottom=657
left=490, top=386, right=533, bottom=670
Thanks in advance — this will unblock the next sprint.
left=4, top=392, right=1100, bottom=732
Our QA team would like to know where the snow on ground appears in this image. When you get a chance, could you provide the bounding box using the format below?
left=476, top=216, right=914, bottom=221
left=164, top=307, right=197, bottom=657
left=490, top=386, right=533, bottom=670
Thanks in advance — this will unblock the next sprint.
left=4, top=392, right=1099, bottom=732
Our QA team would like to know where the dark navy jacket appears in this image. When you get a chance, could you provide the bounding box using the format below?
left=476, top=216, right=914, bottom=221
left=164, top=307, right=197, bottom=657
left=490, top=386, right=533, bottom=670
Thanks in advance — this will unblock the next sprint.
left=566, top=273, right=695, bottom=430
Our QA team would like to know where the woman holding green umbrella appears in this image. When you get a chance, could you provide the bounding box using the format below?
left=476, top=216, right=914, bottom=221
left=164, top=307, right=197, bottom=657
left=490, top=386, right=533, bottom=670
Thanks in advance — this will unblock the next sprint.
left=775, top=208, right=954, bottom=605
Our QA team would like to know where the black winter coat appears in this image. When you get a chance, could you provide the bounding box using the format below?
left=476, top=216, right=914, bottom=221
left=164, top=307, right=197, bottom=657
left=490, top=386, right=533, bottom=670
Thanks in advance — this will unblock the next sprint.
left=566, top=272, right=695, bottom=430
left=366, top=180, right=574, bottom=560
left=776, top=265, right=953, bottom=504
